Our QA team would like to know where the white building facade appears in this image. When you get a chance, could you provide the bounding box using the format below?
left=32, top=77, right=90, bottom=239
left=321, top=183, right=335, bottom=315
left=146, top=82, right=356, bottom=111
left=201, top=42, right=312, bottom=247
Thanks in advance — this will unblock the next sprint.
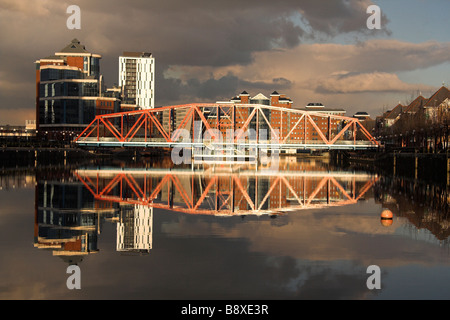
left=119, top=52, right=155, bottom=109
left=116, top=205, right=153, bottom=253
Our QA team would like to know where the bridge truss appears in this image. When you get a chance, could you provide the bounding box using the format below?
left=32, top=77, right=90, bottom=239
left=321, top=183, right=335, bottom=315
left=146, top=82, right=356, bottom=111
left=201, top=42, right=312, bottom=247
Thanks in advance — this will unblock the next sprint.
left=74, top=103, right=380, bottom=154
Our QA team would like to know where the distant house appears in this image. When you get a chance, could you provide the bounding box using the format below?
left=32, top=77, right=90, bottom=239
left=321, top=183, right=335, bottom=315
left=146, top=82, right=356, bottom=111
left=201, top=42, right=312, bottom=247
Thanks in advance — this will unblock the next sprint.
left=381, top=103, right=404, bottom=127
left=403, top=95, right=428, bottom=115
left=421, top=86, right=450, bottom=121
left=376, top=86, right=450, bottom=149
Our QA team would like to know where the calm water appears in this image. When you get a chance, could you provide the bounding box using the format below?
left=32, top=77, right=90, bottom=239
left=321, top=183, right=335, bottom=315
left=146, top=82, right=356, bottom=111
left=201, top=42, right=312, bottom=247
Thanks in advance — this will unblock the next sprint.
left=0, top=156, right=449, bottom=300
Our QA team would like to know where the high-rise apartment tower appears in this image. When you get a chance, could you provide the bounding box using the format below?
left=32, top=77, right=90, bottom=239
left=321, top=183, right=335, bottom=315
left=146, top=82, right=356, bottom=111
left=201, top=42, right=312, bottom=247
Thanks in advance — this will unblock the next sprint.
left=119, top=52, right=155, bottom=109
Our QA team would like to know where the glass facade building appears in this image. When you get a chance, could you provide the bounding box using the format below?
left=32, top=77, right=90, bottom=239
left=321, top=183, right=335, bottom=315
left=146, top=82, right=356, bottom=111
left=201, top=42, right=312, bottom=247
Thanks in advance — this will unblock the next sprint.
left=35, top=39, right=105, bottom=132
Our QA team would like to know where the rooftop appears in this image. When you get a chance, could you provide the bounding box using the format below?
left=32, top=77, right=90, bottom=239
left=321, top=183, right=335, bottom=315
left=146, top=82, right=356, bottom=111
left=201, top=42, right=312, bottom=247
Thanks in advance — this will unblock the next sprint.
left=423, top=86, right=450, bottom=108
left=295, top=106, right=346, bottom=113
left=385, top=103, right=404, bottom=119
left=251, top=93, right=269, bottom=100
left=306, top=102, right=325, bottom=108
left=121, top=51, right=153, bottom=58
left=404, top=95, right=428, bottom=113
left=59, top=38, right=89, bottom=54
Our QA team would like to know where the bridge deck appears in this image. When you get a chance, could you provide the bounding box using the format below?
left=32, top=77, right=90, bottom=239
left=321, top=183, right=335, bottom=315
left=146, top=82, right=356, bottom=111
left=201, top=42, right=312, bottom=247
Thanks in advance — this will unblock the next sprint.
left=75, top=138, right=378, bottom=150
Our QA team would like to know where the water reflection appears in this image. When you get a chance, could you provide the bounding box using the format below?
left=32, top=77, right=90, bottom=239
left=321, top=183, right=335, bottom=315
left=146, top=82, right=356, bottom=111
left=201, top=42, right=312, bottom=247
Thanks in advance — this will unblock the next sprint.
left=33, top=158, right=379, bottom=261
left=74, top=164, right=378, bottom=215
left=0, top=156, right=447, bottom=299
left=32, top=157, right=450, bottom=262
left=374, top=175, right=450, bottom=241
left=34, top=180, right=154, bottom=262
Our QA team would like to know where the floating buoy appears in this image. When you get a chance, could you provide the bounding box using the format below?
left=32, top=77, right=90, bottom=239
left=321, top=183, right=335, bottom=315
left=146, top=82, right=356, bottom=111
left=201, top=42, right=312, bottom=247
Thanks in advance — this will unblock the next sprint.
left=380, top=209, right=393, bottom=226
left=381, top=209, right=393, bottom=219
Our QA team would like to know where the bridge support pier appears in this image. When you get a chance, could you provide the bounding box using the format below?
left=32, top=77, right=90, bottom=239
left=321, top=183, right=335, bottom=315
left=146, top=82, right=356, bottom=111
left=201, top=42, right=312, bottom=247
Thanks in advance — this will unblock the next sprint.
left=414, top=151, right=418, bottom=180
left=447, top=150, right=449, bottom=186
left=331, top=150, right=347, bottom=167
left=393, top=151, right=396, bottom=176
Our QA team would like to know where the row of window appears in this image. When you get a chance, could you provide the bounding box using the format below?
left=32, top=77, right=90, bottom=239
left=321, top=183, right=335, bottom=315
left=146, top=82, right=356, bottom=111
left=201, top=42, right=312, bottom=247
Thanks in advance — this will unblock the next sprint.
left=98, top=100, right=114, bottom=107
left=40, top=81, right=99, bottom=98
left=40, top=68, right=82, bottom=81
left=39, top=99, right=96, bottom=125
left=38, top=184, right=94, bottom=209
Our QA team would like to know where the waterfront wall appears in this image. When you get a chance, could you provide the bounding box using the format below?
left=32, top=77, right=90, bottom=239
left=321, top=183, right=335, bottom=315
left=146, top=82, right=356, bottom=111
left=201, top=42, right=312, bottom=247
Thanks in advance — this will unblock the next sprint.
left=375, top=152, right=449, bottom=185
left=0, top=147, right=95, bottom=170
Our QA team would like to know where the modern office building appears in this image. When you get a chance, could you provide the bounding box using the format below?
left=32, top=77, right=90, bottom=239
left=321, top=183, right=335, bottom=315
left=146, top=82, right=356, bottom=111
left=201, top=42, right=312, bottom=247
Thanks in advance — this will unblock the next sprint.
left=35, top=39, right=120, bottom=134
left=119, top=52, right=155, bottom=109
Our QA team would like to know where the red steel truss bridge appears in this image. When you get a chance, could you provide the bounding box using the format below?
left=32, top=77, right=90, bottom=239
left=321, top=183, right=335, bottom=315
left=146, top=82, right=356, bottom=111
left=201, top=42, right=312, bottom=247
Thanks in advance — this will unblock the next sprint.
left=74, top=104, right=380, bottom=156
left=74, top=164, right=378, bottom=216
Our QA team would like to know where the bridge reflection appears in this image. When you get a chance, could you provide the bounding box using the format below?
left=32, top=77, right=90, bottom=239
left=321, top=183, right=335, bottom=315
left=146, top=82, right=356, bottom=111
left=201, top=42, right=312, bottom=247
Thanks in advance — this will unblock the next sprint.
left=30, top=159, right=450, bottom=263
left=75, top=164, right=378, bottom=216
left=33, top=161, right=377, bottom=261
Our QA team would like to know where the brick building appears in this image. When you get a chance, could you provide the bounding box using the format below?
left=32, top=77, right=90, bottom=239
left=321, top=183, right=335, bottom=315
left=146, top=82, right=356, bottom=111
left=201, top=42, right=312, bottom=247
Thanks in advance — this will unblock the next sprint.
left=221, top=91, right=346, bottom=142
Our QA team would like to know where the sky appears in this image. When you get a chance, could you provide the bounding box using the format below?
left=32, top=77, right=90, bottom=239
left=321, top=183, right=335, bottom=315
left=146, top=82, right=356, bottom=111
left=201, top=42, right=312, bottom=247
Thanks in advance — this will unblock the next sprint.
left=1, top=0, right=450, bottom=125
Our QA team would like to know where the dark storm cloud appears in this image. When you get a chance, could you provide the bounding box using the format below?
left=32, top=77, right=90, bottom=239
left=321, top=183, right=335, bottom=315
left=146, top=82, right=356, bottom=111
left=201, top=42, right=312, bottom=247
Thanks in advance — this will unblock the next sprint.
left=77, top=0, right=308, bottom=67
left=296, top=0, right=390, bottom=37
left=156, top=69, right=293, bottom=105
left=72, top=0, right=385, bottom=67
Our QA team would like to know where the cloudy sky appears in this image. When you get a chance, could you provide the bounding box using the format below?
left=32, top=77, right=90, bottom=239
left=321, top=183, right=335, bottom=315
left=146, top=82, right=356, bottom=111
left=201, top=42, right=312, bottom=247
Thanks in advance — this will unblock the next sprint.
left=1, top=0, right=450, bottom=125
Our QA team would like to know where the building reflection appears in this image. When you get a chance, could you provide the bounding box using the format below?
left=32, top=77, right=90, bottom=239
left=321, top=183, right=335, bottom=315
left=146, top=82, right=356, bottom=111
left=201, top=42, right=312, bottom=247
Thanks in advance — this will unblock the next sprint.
left=0, top=172, right=35, bottom=190
left=25, top=156, right=450, bottom=265
left=116, top=205, right=153, bottom=254
left=32, top=158, right=446, bottom=262
left=34, top=159, right=379, bottom=262
left=34, top=179, right=153, bottom=264
left=374, top=175, right=450, bottom=240
left=34, top=179, right=102, bottom=264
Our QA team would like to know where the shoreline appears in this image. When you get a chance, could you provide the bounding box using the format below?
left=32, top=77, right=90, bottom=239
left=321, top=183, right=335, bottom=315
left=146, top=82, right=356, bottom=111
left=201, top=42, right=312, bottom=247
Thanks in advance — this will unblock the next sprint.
left=346, top=150, right=449, bottom=186
left=1, top=145, right=448, bottom=183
